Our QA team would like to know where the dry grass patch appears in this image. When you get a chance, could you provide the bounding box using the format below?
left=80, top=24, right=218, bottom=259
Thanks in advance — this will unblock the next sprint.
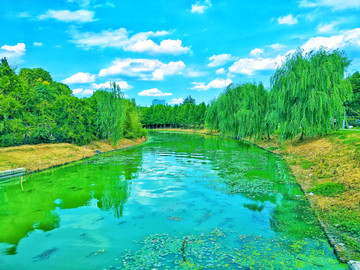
left=0, top=137, right=147, bottom=173
left=258, top=131, right=360, bottom=261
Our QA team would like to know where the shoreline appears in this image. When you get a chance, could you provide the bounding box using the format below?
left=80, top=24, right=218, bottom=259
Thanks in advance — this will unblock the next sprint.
left=0, top=137, right=147, bottom=175
left=154, top=128, right=360, bottom=265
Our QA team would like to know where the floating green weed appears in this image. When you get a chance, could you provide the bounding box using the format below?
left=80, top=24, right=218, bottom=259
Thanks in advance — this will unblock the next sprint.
left=116, top=229, right=344, bottom=269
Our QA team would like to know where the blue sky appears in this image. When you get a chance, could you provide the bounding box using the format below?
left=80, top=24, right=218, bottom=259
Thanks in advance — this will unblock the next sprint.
left=1, top=0, right=360, bottom=106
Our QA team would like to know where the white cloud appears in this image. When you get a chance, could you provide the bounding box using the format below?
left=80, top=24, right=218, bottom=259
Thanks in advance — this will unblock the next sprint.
left=38, top=9, right=95, bottom=23
left=216, top=68, right=226, bottom=74
left=191, top=78, right=232, bottom=91
left=229, top=56, right=284, bottom=75
left=191, top=4, right=207, bottom=13
left=62, top=72, right=96, bottom=84
left=91, top=81, right=132, bottom=90
left=127, top=39, right=189, bottom=54
left=278, top=14, right=298, bottom=25
left=269, top=43, right=286, bottom=50
left=72, top=88, right=95, bottom=95
left=168, top=98, right=184, bottom=105
left=138, top=88, right=173, bottom=97
left=1, top=43, right=26, bottom=54
left=33, top=42, right=43, bottom=46
left=71, top=28, right=189, bottom=54
left=250, top=48, right=264, bottom=57
left=152, top=61, right=186, bottom=80
left=208, top=54, right=237, bottom=67
left=0, top=43, right=26, bottom=62
left=299, top=0, right=360, bottom=10
left=301, top=28, right=360, bottom=52
left=186, top=69, right=207, bottom=77
left=317, top=22, right=339, bottom=33
left=191, top=0, right=211, bottom=13
left=99, top=58, right=186, bottom=80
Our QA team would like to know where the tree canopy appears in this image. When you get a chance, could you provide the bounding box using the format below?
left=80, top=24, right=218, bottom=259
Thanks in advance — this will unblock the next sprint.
left=205, top=83, right=270, bottom=139
left=206, top=49, right=353, bottom=141
left=271, top=49, right=352, bottom=139
left=141, top=101, right=206, bottom=129
left=0, top=58, right=146, bottom=147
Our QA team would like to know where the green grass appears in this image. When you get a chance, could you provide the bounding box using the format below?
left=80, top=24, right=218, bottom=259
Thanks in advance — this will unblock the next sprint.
left=300, top=160, right=314, bottom=169
left=310, top=182, right=346, bottom=197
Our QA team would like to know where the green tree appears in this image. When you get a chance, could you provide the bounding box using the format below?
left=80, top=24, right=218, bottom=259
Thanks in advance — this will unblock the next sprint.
left=95, top=82, right=125, bottom=145
left=271, top=49, right=352, bottom=140
left=182, top=95, right=195, bottom=105
left=345, top=71, right=360, bottom=116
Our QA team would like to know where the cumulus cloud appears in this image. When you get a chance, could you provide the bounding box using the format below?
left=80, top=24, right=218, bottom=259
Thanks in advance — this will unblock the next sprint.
left=269, top=43, right=286, bottom=50
left=153, top=61, right=186, bottom=80
left=216, top=68, right=226, bottom=75
left=33, top=42, right=43, bottom=46
left=299, top=0, right=360, bottom=10
left=168, top=97, right=184, bottom=105
left=227, top=28, right=360, bottom=76
left=91, top=81, right=132, bottom=90
left=301, top=28, right=360, bottom=52
left=72, top=88, right=95, bottom=95
left=99, top=58, right=186, bottom=80
left=277, top=14, right=298, bottom=25
left=208, top=54, right=237, bottom=67
left=62, top=72, right=96, bottom=84
left=127, top=39, right=189, bottom=54
left=0, top=43, right=26, bottom=62
left=250, top=48, right=264, bottom=57
left=191, top=78, right=232, bottom=91
left=38, top=9, right=95, bottom=23
left=71, top=28, right=189, bottom=54
left=191, top=0, right=211, bottom=13
left=1, top=43, right=26, bottom=54
left=138, top=88, right=173, bottom=97
left=229, top=56, right=284, bottom=75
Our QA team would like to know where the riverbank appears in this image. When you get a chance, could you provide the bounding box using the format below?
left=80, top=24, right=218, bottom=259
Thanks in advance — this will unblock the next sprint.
left=256, top=131, right=360, bottom=263
left=0, top=137, right=147, bottom=173
left=156, top=128, right=360, bottom=263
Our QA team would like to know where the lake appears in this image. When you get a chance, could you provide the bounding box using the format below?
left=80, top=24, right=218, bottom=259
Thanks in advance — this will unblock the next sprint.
left=0, top=132, right=345, bottom=269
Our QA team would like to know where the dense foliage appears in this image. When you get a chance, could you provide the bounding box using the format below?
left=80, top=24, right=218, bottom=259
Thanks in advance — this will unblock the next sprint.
left=271, top=49, right=352, bottom=139
left=206, top=49, right=353, bottom=140
left=346, top=71, right=360, bottom=123
left=0, top=58, right=146, bottom=147
left=140, top=101, right=206, bottom=129
left=206, top=83, right=271, bottom=140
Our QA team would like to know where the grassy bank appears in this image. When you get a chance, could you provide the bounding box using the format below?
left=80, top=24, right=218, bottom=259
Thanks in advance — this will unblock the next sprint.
left=158, top=128, right=360, bottom=262
left=0, top=137, right=147, bottom=173
left=256, top=131, right=360, bottom=262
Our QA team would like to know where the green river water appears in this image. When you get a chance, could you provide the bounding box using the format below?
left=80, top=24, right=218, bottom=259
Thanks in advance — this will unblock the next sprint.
left=0, top=132, right=345, bottom=269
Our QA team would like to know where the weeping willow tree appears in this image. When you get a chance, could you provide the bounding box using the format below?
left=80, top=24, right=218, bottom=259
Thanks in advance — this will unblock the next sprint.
left=271, top=49, right=352, bottom=140
left=96, top=82, right=125, bottom=145
left=205, top=84, right=241, bottom=138
left=205, top=83, right=270, bottom=140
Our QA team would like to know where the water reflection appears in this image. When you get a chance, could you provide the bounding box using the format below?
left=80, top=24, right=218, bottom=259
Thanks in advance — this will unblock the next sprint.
left=0, top=148, right=143, bottom=253
left=0, top=132, right=343, bottom=269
